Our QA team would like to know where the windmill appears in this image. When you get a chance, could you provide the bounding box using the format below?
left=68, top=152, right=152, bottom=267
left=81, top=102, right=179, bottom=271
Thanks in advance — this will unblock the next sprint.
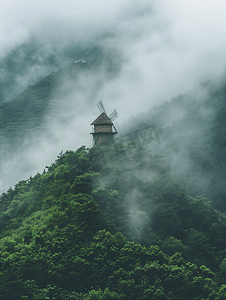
left=115, top=124, right=161, bottom=147
left=90, top=100, right=118, bottom=146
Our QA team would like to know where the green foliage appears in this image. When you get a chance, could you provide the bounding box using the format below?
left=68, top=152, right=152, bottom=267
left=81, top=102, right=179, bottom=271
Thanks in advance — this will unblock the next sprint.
left=0, top=144, right=225, bottom=299
left=161, top=236, right=188, bottom=257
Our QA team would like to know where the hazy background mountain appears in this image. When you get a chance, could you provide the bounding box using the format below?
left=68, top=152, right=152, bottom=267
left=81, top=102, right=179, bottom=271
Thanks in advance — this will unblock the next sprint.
left=1, top=0, right=226, bottom=209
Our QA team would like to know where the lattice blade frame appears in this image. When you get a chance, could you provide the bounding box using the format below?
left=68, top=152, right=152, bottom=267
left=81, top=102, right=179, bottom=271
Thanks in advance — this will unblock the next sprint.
left=97, top=100, right=106, bottom=114
left=115, top=124, right=161, bottom=145
left=109, top=109, right=118, bottom=121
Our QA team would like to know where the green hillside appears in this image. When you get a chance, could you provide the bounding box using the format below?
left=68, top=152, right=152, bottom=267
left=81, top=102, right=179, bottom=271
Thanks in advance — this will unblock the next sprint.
left=0, top=52, right=120, bottom=157
left=118, top=79, right=226, bottom=211
left=1, top=143, right=226, bottom=299
left=1, top=56, right=226, bottom=213
left=0, top=62, right=94, bottom=154
left=0, top=41, right=119, bottom=102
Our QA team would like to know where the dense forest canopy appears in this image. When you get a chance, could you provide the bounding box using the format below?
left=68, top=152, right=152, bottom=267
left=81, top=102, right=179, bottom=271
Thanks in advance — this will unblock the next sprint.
left=1, top=1, right=226, bottom=299
left=0, top=53, right=225, bottom=300
left=118, top=78, right=226, bottom=211
left=0, top=57, right=226, bottom=212
left=0, top=143, right=226, bottom=299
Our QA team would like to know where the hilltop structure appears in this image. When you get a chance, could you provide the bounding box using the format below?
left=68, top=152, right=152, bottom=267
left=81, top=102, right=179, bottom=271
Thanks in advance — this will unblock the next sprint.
left=91, top=112, right=117, bottom=146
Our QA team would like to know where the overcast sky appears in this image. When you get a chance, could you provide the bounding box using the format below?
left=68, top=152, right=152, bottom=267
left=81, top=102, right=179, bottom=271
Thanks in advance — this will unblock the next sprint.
left=1, top=0, right=226, bottom=116
left=1, top=0, right=226, bottom=192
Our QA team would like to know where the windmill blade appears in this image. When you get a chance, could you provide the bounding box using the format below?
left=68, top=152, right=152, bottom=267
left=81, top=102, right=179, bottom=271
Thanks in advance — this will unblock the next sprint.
left=115, top=124, right=161, bottom=146
left=152, top=124, right=161, bottom=145
left=109, top=109, right=118, bottom=121
left=97, top=100, right=106, bottom=114
left=112, top=123, right=118, bottom=133
left=115, top=132, right=133, bottom=143
left=111, top=113, right=118, bottom=122
left=109, top=109, right=116, bottom=119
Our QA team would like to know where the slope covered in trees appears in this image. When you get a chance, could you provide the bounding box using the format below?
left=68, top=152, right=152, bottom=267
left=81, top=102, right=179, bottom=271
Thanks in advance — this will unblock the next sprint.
left=0, top=49, right=121, bottom=160
left=1, top=143, right=226, bottom=299
left=118, top=79, right=226, bottom=211
left=0, top=62, right=98, bottom=155
left=1, top=54, right=226, bottom=213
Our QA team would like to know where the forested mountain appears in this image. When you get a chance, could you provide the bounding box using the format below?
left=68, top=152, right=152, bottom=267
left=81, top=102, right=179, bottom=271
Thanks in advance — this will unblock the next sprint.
left=0, top=144, right=226, bottom=299
left=0, top=56, right=121, bottom=191
left=118, top=78, right=226, bottom=211
left=1, top=1, right=226, bottom=299
left=1, top=57, right=226, bottom=211
left=0, top=51, right=226, bottom=299
left=0, top=57, right=119, bottom=156
left=0, top=42, right=118, bottom=103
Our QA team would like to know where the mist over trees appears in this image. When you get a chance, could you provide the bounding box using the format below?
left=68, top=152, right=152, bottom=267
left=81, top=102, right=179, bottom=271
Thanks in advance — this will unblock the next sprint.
left=0, top=39, right=121, bottom=102
left=0, top=50, right=122, bottom=193
left=1, top=2, right=226, bottom=299
left=118, top=78, right=226, bottom=211
left=1, top=53, right=226, bottom=213
left=1, top=144, right=226, bottom=299
left=0, top=46, right=226, bottom=299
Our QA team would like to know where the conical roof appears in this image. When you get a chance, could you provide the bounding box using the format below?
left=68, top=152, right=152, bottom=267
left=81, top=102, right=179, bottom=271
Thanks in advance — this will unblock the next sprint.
left=91, top=112, right=113, bottom=125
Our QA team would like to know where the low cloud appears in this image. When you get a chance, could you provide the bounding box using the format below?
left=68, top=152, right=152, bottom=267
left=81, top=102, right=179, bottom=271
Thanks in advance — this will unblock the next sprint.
left=0, top=0, right=226, bottom=193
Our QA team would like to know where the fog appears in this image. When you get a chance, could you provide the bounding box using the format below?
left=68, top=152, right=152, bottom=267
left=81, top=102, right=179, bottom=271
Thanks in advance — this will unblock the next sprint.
left=2, top=0, right=226, bottom=108
left=1, top=0, right=226, bottom=194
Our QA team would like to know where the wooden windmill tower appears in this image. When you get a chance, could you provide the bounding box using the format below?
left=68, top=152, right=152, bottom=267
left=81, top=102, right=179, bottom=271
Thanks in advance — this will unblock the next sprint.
left=91, top=100, right=118, bottom=146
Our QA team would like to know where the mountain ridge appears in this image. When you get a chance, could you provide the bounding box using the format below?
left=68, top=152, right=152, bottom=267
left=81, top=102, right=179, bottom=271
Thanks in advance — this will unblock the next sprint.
left=0, top=143, right=226, bottom=299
